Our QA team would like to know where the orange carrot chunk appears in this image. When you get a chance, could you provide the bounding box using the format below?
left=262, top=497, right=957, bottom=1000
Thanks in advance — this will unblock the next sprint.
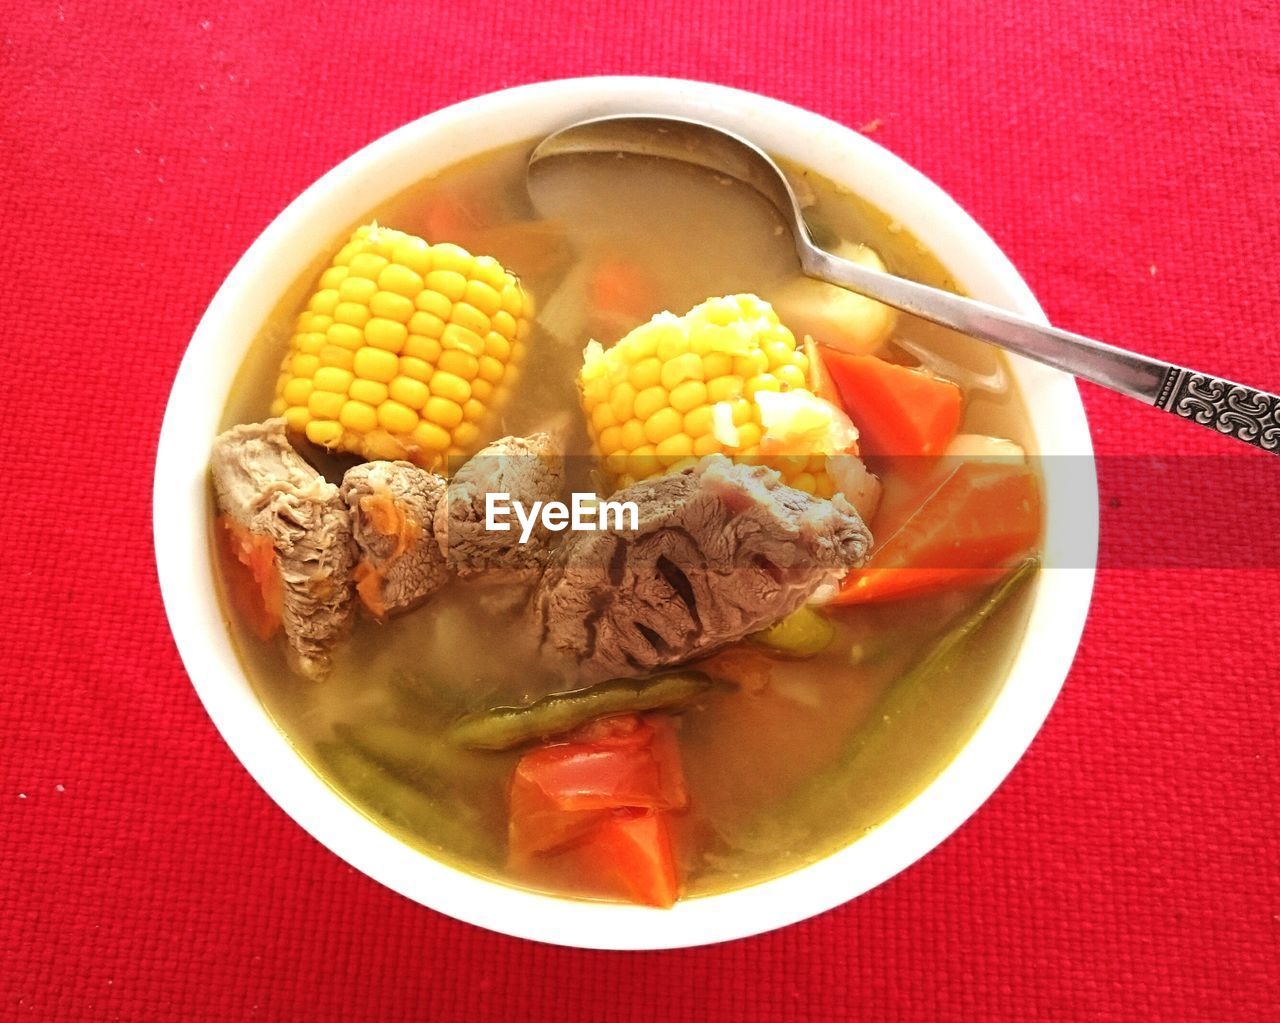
left=832, top=461, right=1041, bottom=604
left=580, top=809, right=679, bottom=909
left=821, top=351, right=962, bottom=457
left=507, top=714, right=686, bottom=906
left=216, top=516, right=283, bottom=640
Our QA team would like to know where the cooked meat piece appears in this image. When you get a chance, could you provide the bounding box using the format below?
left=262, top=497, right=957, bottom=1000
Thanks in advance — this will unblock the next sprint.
left=535, top=456, right=872, bottom=681
left=210, top=418, right=356, bottom=679
left=341, top=461, right=448, bottom=617
left=436, top=432, right=565, bottom=580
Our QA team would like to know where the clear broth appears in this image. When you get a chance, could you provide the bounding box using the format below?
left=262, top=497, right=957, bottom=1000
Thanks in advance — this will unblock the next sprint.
left=214, top=139, right=1038, bottom=901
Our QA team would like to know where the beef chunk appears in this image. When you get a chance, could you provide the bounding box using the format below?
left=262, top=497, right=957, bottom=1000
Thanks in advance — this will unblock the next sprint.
left=436, top=432, right=565, bottom=580
left=210, top=418, right=356, bottom=679
left=535, top=456, right=871, bottom=681
left=341, top=461, right=449, bottom=617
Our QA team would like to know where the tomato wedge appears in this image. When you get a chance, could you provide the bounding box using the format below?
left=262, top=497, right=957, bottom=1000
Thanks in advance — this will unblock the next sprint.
left=508, top=716, right=685, bottom=844
left=832, top=460, right=1041, bottom=604
left=578, top=809, right=679, bottom=909
left=821, top=351, right=962, bottom=457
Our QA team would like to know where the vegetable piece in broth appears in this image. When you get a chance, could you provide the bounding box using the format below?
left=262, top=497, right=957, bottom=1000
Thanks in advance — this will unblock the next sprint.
left=449, top=671, right=718, bottom=751
left=316, top=742, right=498, bottom=862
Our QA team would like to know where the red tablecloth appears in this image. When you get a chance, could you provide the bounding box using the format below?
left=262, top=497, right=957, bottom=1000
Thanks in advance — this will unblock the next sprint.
left=3, top=2, right=1278, bottom=1020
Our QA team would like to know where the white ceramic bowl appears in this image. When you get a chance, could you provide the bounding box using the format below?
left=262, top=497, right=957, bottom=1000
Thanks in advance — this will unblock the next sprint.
left=154, top=77, right=1098, bottom=950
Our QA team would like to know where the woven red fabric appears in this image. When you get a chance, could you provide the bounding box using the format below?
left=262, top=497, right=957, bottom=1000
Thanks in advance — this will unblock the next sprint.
left=2, top=2, right=1278, bottom=1020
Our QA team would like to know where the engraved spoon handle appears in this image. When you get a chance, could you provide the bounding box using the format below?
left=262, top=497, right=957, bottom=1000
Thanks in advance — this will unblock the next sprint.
left=804, top=246, right=1280, bottom=454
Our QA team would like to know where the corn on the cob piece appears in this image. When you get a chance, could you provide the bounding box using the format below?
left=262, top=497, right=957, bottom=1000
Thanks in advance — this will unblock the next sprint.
left=578, top=294, right=859, bottom=496
left=270, top=224, right=530, bottom=471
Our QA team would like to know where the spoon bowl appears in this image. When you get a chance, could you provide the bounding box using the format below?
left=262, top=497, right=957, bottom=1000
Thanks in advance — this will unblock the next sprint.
left=531, top=114, right=1280, bottom=453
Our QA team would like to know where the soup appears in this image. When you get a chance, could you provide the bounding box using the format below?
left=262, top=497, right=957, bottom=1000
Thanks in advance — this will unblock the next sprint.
left=209, top=138, right=1042, bottom=907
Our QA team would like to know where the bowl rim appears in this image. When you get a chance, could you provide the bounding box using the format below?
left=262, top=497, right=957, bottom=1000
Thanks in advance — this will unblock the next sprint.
left=153, top=75, right=1098, bottom=950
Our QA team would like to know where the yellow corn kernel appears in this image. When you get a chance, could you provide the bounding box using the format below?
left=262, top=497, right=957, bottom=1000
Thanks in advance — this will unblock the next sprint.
left=462, top=398, right=486, bottom=423
left=702, top=352, right=733, bottom=379
left=399, top=355, right=433, bottom=382
left=590, top=402, right=617, bottom=432
left=692, top=434, right=723, bottom=457
left=449, top=302, right=489, bottom=337
left=430, top=371, right=470, bottom=404
left=404, top=334, right=443, bottom=363
left=424, top=396, right=463, bottom=429
left=319, top=345, right=355, bottom=371
left=598, top=425, right=623, bottom=455
left=745, top=373, right=781, bottom=399
left=438, top=350, right=479, bottom=380
left=669, top=380, right=708, bottom=414
left=327, top=323, right=364, bottom=351
left=389, top=376, right=429, bottom=410
left=776, top=364, right=807, bottom=390
left=484, top=332, right=511, bottom=361
left=442, top=323, right=484, bottom=356
left=655, top=433, right=694, bottom=463
left=306, top=419, right=343, bottom=447
left=706, top=376, right=744, bottom=403
left=290, top=353, right=320, bottom=378
left=282, top=377, right=313, bottom=406
left=426, top=270, right=467, bottom=302
left=413, top=420, right=452, bottom=453
left=683, top=404, right=714, bottom=438
left=500, top=283, right=524, bottom=316
left=334, top=301, right=372, bottom=328
left=377, top=400, right=418, bottom=435
left=450, top=424, right=478, bottom=450
left=338, top=276, right=378, bottom=304
left=309, top=288, right=340, bottom=315
left=339, top=400, right=379, bottom=433
left=318, top=267, right=347, bottom=290
left=470, top=378, right=493, bottom=402
left=349, top=379, right=389, bottom=406
left=465, top=279, right=501, bottom=317
left=619, top=418, right=646, bottom=451
left=629, top=357, right=663, bottom=391
left=477, top=355, right=505, bottom=384
left=370, top=290, right=415, bottom=323
left=366, top=317, right=408, bottom=353
left=643, top=407, right=683, bottom=445
left=307, top=390, right=344, bottom=420
left=378, top=263, right=424, bottom=298
left=348, top=252, right=388, bottom=280
left=353, top=346, right=398, bottom=383
left=633, top=386, right=668, bottom=422
left=629, top=446, right=662, bottom=478
left=790, top=472, right=818, bottom=495
left=660, top=353, right=704, bottom=391
left=314, top=366, right=353, bottom=393
left=283, top=406, right=311, bottom=432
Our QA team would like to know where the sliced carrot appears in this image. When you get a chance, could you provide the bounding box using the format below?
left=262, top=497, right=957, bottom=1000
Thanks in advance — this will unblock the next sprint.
left=821, top=351, right=962, bottom=457
left=832, top=461, right=1041, bottom=604
left=353, top=561, right=388, bottom=619
left=216, top=516, right=283, bottom=640
left=507, top=714, right=687, bottom=866
left=579, top=810, right=679, bottom=909
left=590, top=255, right=658, bottom=322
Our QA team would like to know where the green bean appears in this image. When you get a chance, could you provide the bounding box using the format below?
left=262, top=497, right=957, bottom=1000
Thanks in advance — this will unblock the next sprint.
left=750, top=606, right=836, bottom=657
left=315, top=742, right=497, bottom=862
left=334, top=722, right=459, bottom=799
left=449, top=671, right=718, bottom=751
left=783, top=559, right=1039, bottom=814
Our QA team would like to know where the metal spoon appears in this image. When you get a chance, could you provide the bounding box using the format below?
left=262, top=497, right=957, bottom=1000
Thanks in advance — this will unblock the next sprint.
left=529, top=114, right=1280, bottom=453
